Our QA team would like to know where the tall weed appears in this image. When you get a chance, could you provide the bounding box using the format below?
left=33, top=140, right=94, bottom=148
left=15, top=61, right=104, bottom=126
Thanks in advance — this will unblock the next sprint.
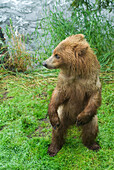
left=3, top=24, right=32, bottom=72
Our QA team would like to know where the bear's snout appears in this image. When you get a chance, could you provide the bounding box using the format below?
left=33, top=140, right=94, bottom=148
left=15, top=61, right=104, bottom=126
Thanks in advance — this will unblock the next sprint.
left=42, top=61, right=47, bottom=68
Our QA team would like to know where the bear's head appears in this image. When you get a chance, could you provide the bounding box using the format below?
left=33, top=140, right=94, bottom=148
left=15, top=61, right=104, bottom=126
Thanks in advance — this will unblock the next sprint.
left=43, top=34, right=99, bottom=76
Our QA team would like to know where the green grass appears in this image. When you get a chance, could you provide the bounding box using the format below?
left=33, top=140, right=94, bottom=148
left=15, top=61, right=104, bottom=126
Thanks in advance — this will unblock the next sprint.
left=0, top=69, right=113, bottom=170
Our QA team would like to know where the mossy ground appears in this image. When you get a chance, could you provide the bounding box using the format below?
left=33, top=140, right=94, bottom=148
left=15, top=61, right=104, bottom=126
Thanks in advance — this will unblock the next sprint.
left=0, top=69, right=113, bottom=170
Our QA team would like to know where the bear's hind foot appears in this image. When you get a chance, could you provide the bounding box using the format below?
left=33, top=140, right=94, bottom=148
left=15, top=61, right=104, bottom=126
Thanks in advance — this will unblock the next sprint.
left=87, top=142, right=100, bottom=151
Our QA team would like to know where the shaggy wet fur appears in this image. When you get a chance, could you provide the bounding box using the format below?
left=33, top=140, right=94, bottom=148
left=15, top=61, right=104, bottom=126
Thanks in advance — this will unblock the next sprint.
left=43, top=34, right=101, bottom=157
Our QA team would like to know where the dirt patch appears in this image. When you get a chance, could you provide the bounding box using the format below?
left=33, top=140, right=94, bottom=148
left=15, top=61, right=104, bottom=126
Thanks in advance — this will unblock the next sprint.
left=0, top=125, right=6, bottom=131
left=0, top=91, right=14, bottom=102
left=27, top=118, right=51, bottom=138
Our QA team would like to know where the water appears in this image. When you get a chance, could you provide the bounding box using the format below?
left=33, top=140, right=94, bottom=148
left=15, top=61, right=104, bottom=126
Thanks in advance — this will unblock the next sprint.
left=0, top=0, right=70, bottom=54
left=0, top=0, right=69, bottom=35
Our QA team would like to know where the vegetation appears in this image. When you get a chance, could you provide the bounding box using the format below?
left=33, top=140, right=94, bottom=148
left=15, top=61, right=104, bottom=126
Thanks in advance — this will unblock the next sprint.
left=0, top=1, right=113, bottom=169
left=71, top=0, right=113, bottom=12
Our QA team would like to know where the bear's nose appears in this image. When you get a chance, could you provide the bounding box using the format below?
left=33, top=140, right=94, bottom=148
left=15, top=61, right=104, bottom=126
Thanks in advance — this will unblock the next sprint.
left=42, top=61, right=47, bottom=68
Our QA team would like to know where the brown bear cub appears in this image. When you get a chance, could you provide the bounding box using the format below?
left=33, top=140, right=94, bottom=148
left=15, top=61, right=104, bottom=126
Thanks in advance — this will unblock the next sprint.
left=43, top=34, right=101, bottom=157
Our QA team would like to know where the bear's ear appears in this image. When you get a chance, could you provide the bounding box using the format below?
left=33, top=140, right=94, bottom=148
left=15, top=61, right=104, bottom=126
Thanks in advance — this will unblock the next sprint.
left=73, top=43, right=89, bottom=57
left=78, top=44, right=88, bottom=56
left=73, top=34, right=85, bottom=41
left=69, top=34, right=84, bottom=45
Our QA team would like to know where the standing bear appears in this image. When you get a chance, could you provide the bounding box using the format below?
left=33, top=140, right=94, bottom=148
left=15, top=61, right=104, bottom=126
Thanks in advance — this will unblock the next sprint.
left=43, top=34, right=101, bottom=157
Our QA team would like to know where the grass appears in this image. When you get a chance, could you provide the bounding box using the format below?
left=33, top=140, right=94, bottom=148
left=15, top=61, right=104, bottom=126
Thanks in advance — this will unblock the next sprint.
left=0, top=69, right=113, bottom=169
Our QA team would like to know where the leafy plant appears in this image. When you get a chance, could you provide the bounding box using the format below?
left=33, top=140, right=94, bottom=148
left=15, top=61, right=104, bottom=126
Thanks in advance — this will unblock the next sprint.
left=71, top=0, right=113, bottom=12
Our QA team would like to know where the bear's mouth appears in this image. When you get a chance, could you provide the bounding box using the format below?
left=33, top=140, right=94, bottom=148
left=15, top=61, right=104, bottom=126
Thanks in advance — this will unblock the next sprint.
left=46, top=65, right=56, bottom=69
left=42, top=62, right=56, bottom=69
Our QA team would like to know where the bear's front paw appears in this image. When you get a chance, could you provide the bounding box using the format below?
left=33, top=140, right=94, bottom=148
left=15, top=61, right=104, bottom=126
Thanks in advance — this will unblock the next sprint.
left=48, top=143, right=62, bottom=157
left=50, top=116, right=60, bottom=130
left=76, top=113, right=92, bottom=126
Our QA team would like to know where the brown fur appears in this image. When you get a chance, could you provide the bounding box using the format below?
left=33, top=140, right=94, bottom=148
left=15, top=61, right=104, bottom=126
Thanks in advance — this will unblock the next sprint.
left=43, top=34, right=102, bottom=156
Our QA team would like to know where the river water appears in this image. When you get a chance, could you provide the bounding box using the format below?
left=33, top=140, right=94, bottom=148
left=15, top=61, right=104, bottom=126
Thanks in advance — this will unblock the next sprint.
left=0, top=0, right=70, bottom=35
left=0, top=0, right=71, bottom=54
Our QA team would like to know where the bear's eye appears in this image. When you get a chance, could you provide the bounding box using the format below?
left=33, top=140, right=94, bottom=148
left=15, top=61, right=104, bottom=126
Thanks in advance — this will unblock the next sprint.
left=55, top=54, right=60, bottom=59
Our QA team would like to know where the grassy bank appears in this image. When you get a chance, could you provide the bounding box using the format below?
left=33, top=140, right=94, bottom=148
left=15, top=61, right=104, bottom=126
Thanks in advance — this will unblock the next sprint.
left=0, top=69, right=113, bottom=169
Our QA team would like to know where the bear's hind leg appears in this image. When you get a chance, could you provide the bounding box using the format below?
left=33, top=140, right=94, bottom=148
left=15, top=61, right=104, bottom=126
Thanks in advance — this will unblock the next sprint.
left=48, top=123, right=68, bottom=157
left=81, top=115, right=100, bottom=151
